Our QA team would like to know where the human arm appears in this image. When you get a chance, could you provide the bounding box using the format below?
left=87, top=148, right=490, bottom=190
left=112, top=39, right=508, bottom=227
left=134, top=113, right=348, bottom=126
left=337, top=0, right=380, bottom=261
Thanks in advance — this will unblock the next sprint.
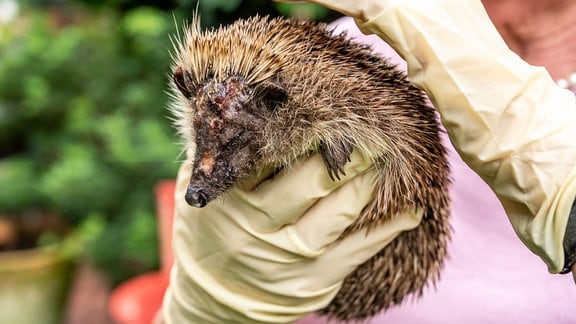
left=278, top=0, right=576, bottom=275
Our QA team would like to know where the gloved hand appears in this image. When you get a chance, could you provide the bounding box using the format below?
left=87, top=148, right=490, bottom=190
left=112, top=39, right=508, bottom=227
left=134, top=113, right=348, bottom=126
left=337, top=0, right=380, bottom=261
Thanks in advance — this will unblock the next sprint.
left=162, top=151, right=423, bottom=323
left=279, top=0, right=576, bottom=273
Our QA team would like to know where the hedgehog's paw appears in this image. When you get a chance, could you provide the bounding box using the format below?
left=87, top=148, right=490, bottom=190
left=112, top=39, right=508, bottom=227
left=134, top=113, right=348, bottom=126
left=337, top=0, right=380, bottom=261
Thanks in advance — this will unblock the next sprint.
left=319, top=140, right=353, bottom=181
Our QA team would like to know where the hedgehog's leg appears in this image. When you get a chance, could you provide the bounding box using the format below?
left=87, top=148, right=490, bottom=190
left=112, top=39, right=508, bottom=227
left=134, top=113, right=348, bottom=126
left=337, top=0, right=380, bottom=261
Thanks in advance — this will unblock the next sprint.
left=318, top=140, right=353, bottom=181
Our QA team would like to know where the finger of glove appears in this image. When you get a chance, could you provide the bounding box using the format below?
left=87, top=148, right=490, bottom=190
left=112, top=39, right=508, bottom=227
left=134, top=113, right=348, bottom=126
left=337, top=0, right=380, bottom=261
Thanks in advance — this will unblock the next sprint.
left=241, top=150, right=373, bottom=232
left=307, top=207, right=423, bottom=287
left=174, top=162, right=193, bottom=210
left=235, top=164, right=279, bottom=192
left=286, top=168, right=378, bottom=255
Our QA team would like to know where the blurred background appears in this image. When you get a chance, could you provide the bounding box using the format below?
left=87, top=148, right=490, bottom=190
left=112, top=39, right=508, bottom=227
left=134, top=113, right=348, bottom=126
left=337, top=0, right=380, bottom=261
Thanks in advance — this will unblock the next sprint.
left=0, top=0, right=339, bottom=323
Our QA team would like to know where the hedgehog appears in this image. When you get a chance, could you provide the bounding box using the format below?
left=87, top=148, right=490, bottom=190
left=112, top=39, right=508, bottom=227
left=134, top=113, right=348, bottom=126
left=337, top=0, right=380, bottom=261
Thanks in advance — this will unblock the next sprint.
left=168, top=15, right=451, bottom=322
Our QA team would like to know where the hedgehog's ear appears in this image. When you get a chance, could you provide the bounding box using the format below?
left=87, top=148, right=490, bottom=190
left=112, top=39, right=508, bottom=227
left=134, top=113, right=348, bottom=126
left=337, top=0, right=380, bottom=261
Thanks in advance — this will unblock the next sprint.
left=173, top=66, right=195, bottom=99
left=259, top=79, right=288, bottom=111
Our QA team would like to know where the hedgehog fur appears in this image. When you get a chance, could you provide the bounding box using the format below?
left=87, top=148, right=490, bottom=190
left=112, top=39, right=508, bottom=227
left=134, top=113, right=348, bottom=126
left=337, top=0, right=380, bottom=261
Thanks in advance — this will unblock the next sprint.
left=168, top=15, right=451, bottom=322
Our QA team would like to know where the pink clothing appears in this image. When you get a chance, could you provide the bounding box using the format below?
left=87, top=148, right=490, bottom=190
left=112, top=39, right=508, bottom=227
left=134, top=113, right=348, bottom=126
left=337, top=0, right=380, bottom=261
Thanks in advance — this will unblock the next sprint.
left=298, top=18, right=576, bottom=324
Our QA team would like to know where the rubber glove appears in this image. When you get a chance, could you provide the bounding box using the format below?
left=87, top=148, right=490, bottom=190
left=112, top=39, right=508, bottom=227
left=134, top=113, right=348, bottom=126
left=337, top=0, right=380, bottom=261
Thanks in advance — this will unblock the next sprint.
left=280, top=0, right=576, bottom=273
left=162, top=151, right=423, bottom=323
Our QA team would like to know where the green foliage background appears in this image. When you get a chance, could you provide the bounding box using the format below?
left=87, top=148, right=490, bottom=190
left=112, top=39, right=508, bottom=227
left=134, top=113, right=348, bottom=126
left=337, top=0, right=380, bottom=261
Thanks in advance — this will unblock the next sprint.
left=0, top=0, right=338, bottom=283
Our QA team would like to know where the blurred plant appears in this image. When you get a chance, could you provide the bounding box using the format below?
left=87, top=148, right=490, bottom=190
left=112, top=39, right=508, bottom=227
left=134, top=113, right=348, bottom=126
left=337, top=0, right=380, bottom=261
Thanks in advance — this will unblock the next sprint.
left=0, top=0, right=338, bottom=284
left=176, top=0, right=337, bottom=26
left=0, top=6, right=180, bottom=283
left=45, top=0, right=338, bottom=26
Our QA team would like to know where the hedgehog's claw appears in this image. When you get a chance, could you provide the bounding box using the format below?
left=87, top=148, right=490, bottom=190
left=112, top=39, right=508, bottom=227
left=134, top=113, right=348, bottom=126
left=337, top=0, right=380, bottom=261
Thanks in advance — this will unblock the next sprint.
left=319, top=140, right=353, bottom=182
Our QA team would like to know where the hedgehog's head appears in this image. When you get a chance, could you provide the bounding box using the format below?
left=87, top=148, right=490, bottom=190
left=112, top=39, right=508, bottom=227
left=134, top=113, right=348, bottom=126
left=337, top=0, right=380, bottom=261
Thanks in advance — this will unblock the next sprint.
left=171, top=66, right=288, bottom=207
left=168, top=16, right=319, bottom=207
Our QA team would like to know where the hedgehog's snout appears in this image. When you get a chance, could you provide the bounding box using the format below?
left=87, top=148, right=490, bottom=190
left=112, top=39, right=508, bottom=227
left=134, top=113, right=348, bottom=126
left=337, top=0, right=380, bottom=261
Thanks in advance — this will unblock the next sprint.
left=185, top=184, right=208, bottom=208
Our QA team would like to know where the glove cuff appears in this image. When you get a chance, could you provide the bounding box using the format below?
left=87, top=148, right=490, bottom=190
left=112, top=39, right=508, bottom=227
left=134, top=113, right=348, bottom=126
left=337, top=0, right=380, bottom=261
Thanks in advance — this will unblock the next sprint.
left=560, top=198, right=576, bottom=274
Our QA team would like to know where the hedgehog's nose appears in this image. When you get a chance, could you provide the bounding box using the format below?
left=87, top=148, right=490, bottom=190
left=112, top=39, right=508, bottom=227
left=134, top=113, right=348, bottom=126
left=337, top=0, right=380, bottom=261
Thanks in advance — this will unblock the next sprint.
left=185, top=185, right=208, bottom=208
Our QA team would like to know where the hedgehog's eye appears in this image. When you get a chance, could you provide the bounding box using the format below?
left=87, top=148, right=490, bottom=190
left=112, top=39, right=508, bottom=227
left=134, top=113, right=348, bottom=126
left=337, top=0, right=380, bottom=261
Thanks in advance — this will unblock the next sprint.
left=258, top=79, right=287, bottom=111
left=173, top=66, right=196, bottom=99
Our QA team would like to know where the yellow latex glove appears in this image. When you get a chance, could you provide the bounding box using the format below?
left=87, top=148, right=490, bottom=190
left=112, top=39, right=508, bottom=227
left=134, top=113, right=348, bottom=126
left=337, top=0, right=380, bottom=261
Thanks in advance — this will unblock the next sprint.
left=162, top=151, right=423, bottom=323
left=361, top=0, right=576, bottom=274
left=278, top=0, right=576, bottom=272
